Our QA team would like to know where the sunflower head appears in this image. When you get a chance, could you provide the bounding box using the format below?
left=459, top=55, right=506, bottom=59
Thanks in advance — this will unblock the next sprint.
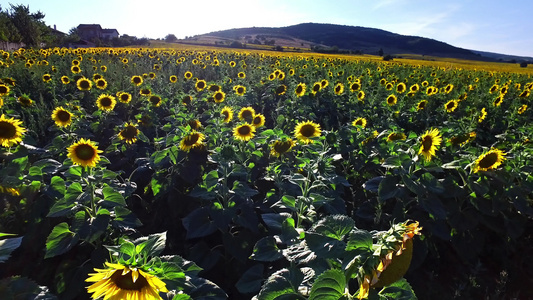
left=95, top=78, right=108, bottom=90
left=473, top=148, right=506, bottom=173
left=131, top=75, right=143, bottom=86
left=86, top=262, right=168, bottom=300
left=270, top=138, right=296, bottom=157
left=233, top=124, right=256, bottom=141
left=275, top=84, right=287, bottom=95
left=444, top=100, right=458, bottom=112
left=0, top=114, right=27, bottom=147
left=295, top=83, right=306, bottom=97
left=238, top=107, right=255, bottom=121
left=352, top=118, right=367, bottom=129
left=418, top=128, right=442, bottom=162
left=51, top=107, right=73, bottom=127
left=67, top=138, right=103, bottom=168
left=386, top=94, right=397, bottom=106
left=148, top=95, right=162, bottom=107
left=213, top=91, right=225, bottom=103
left=251, top=114, right=265, bottom=128
left=119, top=122, right=140, bottom=144
left=195, top=80, right=207, bottom=91
left=386, top=132, right=406, bottom=142
left=180, top=131, right=205, bottom=152
left=76, top=78, right=92, bottom=91
left=221, top=107, right=233, bottom=123
left=294, top=120, right=321, bottom=144
left=17, top=94, right=33, bottom=107
left=96, top=94, right=117, bottom=111
left=118, top=92, right=132, bottom=103
left=416, top=100, right=427, bottom=111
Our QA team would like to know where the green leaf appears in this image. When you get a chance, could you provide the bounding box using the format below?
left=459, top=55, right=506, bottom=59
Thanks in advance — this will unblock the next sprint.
left=119, top=239, right=136, bottom=260
left=346, top=229, right=373, bottom=251
left=309, top=269, right=346, bottom=300
left=0, top=236, right=23, bottom=263
left=134, top=232, right=167, bottom=257
left=102, top=186, right=126, bottom=206
left=382, top=156, right=401, bottom=168
left=378, top=176, right=399, bottom=201
left=379, top=278, right=418, bottom=300
left=172, top=294, right=192, bottom=300
left=305, top=233, right=345, bottom=259
left=257, top=268, right=305, bottom=300
left=312, top=215, right=355, bottom=240
left=49, top=176, right=66, bottom=197
left=250, top=236, right=283, bottom=262
left=66, top=166, right=83, bottom=178
left=47, top=198, right=78, bottom=217
left=112, top=206, right=142, bottom=229
left=28, top=166, right=42, bottom=177
left=232, top=181, right=259, bottom=199
left=45, top=222, right=79, bottom=258
left=236, top=264, right=264, bottom=294
left=182, top=207, right=217, bottom=239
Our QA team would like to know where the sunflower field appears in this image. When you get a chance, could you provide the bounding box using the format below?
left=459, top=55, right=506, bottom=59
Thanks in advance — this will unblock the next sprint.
left=0, top=46, right=532, bottom=300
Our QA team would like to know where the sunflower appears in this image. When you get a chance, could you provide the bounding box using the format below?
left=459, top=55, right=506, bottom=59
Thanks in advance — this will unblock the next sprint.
left=444, top=84, right=454, bottom=94
left=321, top=79, right=329, bottom=89
left=350, top=82, right=361, bottom=92
left=77, top=78, right=93, bottom=91
left=238, top=107, right=255, bottom=121
left=118, top=92, right=132, bottom=103
left=17, top=95, right=33, bottom=107
left=238, top=72, right=246, bottom=79
left=489, top=84, right=499, bottom=93
left=294, top=120, right=321, bottom=144
left=270, top=138, right=296, bottom=157
left=101, top=65, right=107, bottom=72
left=410, top=84, right=419, bottom=93
left=42, top=74, right=52, bottom=83
left=519, top=90, right=530, bottom=98
left=209, top=84, right=221, bottom=92
left=131, top=75, right=143, bottom=86
left=67, top=138, right=103, bottom=168
left=86, top=262, right=168, bottom=300
left=169, top=75, right=178, bottom=83
left=188, top=119, right=202, bottom=130
left=295, top=83, right=306, bottom=97
left=148, top=95, right=162, bottom=107
left=195, top=80, right=207, bottom=91
left=352, top=118, right=367, bottom=128
left=95, top=78, right=108, bottom=90
left=234, top=85, right=246, bottom=96
left=386, top=94, right=397, bottom=106
left=96, top=94, right=117, bottom=111
left=396, top=82, right=406, bottom=93
left=334, top=82, right=345, bottom=95
left=221, top=106, right=233, bottom=123
left=473, top=148, right=506, bottom=173
left=213, top=91, right=225, bottom=103
left=233, top=124, right=255, bottom=141
left=418, top=128, right=442, bottom=162
left=179, top=131, right=205, bottom=152
left=444, top=100, right=458, bottom=112
left=118, top=122, right=140, bottom=144
left=449, top=132, right=476, bottom=146
left=51, top=107, right=73, bottom=127
left=357, top=91, right=365, bottom=101
left=71, top=65, right=81, bottom=74
left=251, top=114, right=266, bottom=127
left=387, top=132, right=406, bottom=142
left=518, top=104, right=527, bottom=114
left=493, top=95, right=504, bottom=107
left=0, top=114, right=27, bottom=147
left=61, top=76, right=70, bottom=84
left=275, top=84, right=287, bottom=95
left=478, top=107, right=487, bottom=123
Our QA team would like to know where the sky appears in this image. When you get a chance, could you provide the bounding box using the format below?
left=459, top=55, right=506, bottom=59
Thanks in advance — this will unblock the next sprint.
left=3, top=0, right=533, bottom=57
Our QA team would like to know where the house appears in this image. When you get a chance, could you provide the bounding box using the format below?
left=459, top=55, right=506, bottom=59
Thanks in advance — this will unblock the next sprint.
left=77, top=24, right=119, bottom=41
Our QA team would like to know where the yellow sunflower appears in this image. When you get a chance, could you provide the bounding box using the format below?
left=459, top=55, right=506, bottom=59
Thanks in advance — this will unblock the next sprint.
left=148, top=95, right=162, bottom=107
left=449, top=132, right=476, bottom=146
left=67, top=138, right=103, bottom=168
left=416, top=100, right=427, bottom=111
left=221, top=106, right=233, bottom=123
left=350, top=82, right=361, bottom=92
left=334, top=82, right=345, bottom=95
left=493, top=95, right=504, bottom=107
left=418, top=128, right=442, bottom=162
left=352, top=118, right=367, bottom=128
left=17, top=95, right=33, bottom=107
left=179, top=131, right=205, bottom=151
left=131, top=75, right=143, bottom=86
left=140, top=88, right=152, bottom=96
left=95, top=78, right=108, bottom=90
left=234, top=85, right=246, bottom=96
left=444, top=99, right=459, bottom=112
left=357, top=91, right=365, bottom=101
left=0, top=114, right=27, bottom=147
left=71, top=65, right=81, bottom=74
left=294, top=120, right=321, bottom=144
left=118, top=92, right=132, bottom=103
left=478, top=107, right=487, bottom=123
left=76, top=78, right=92, bottom=91
left=386, top=132, right=406, bottom=142
left=233, top=124, right=256, bottom=141
left=396, top=82, right=406, bottom=93
left=270, top=138, right=296, bottom=157
left=118, top=122, right=140, bottom=144
left=238, top=107, right=255, bottom=121
left=187, top=119, right=202, bottom=130
left=294, top=83, right=306, bottom=97
left=386, top=94, right=397, bottom=106
left=275, top=84, right=287, bottom=95
left=184, top=71, right=193, bottom=80
left=251, top=114, right=266, bottom=128
left=96, top=94, right=117, bottom=111
left=195, top=80, right=207, bottom=91
left=473, top=148, right=506, bottom=173
left=61, top=76, right=70, bottom=84
left=518, top=104, right=527, bottom=114
left=213, top=91, right=225, bottom=103
left=238, top=72, right=246, bottom=79
left=182, top=95, right=193, bottom=105
left=51, top=107, right=73, bottom=127
left=42, top=74, right=52, bottom=83
left=169, top=75, right=178, bottom=83
left=86, top=262, right=168, bottom=300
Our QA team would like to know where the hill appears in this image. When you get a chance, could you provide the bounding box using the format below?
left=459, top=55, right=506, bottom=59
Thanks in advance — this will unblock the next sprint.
left=179, top=22, right=530, bottom=62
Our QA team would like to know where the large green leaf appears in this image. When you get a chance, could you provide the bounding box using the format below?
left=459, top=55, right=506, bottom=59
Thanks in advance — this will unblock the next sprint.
left=102, top=186, right=126, bottom=206
left=257, top=268, right=305, bottom=300
left=346, top=229, right=373, bottom=251
left=0, top=236, right=23, bottom=263
left=309, top=269, right=346, bottom=300
left=182, top=207, right=217, bottom=239
left=236, top=264, right=264, bottom=294
left=379, top=278, right=418, bottom=300
left=378, top=176, right=399, bottom=201
left=312, top=215, right=355, bottom=240
left=305, top=233, right=345, bottom=259
left=250, top=236, right=283, bottom=262
left=45, top=223, right=79, bottom=258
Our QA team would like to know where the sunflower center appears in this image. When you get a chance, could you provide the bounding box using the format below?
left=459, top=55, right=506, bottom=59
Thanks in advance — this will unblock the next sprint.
left=276, top=86, right=286, bottom=94
left=79, top=80, right=90, bottom=89
left=150, top=96, right=160, bottom=105
left=253, top=116, right=262, bottom=125
left=183, top=133, right=200, bottom=146
left=300, top=124, right=316, bottom=137
left=274, top=141, right=291, bottom=153
left=421, top=136, right=433, bottom=151
left=446, top=102, right=454, bottom=109
left=97, top=80, right=105, bottom=87
left=0, top=121, right=16, bottom=138
left=57, top=110, right=71, bottom=122
left=296, top=86, right=303, bottom=94
left=214, top=93, right=223, bottom=101
left=241, top=110, right=253, bottom=119
left=355, top=120, right=363, bottom=126
left=121, top=94, right=130, bottom=102
left=238, top=126, right=251, bottom=135
left=478, top=153, right=498, bottom=169
left=133, top=77, right=141, bottom=84
left=75, top=144, right=96, bottom=160
left=418, top=102, right=426, bottom=109
left=100, top=97, right=112, bottom=107
left=121, top=126, right=138, bottom=139
left=110, top=269, right=149, bottom=291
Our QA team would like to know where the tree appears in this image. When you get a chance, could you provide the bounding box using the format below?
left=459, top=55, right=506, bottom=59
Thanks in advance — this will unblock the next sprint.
left=165, top=34, right=178, bottom=43
left=7, top=4, right=49, bottom=47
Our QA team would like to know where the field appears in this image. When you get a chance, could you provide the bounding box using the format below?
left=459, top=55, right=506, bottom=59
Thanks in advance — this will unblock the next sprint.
left=0, top=46, right=532, bottom=299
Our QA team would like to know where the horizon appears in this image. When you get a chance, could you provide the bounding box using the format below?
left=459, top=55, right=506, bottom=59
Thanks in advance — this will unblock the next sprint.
left=5, top=0, right=533, bottom=57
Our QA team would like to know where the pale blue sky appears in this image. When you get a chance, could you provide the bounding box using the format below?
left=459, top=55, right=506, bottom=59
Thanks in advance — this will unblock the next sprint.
left=4, top=0, right=532, bottom=57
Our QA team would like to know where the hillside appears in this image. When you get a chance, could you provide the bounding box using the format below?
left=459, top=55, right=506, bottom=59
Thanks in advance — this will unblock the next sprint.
left=181, top=22, right=528, bottom=62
